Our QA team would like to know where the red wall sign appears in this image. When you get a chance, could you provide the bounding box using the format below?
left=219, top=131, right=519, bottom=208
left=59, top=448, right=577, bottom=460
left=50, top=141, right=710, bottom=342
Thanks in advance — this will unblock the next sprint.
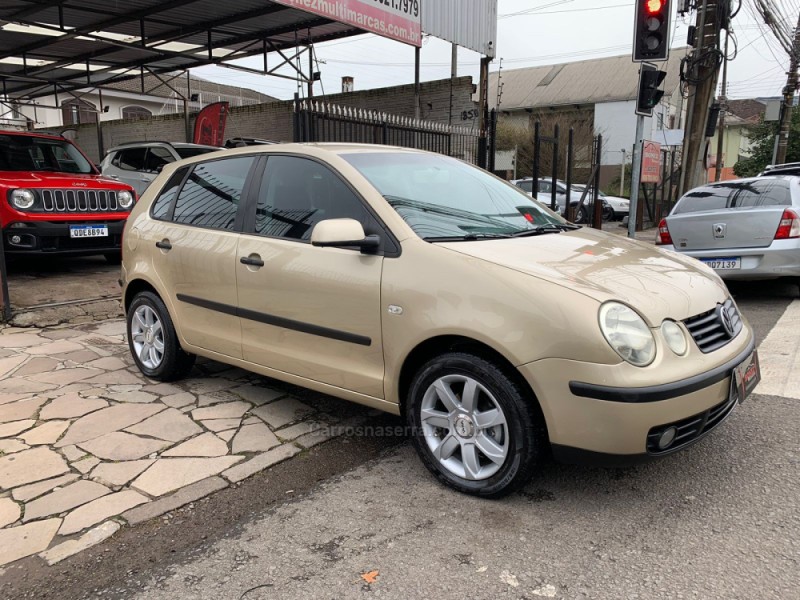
left=641, top=141, right=662, bottom=183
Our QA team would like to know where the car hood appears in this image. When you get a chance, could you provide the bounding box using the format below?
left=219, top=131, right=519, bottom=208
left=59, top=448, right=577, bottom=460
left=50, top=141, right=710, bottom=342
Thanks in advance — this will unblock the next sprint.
left=0, top=171, right=128, bottom=190
left=438, top=227, right=728, bottom=325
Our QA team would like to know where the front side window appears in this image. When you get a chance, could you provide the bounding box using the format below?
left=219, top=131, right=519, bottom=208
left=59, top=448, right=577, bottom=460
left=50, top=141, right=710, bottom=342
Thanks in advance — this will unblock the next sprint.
left=0, top=134, right=94, bottom=174
left=253, top=156, right=369, bottom=241
left=516, top=180, right=533, bottom=193
left=342, top=152, right=563, bottom=240
left=172, top=156, right=255, bottom=231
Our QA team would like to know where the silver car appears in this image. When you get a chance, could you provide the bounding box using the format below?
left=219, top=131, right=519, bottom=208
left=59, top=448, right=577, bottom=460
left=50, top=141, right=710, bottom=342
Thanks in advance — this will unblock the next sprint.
left=657, top=176, right=800, bottom=281
left=100, top=141, right=220, bottom=196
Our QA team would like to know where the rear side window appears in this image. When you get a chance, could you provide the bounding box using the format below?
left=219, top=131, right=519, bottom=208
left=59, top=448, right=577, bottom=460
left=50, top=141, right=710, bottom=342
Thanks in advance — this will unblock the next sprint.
left=144, top=147, right=174, bottom=173
left=151, top=168, right=188, bottom=220
left=113, top=148, right=147, bottom=171
left=733, top=179, right=792, bottom=207
left=516, top=181, right=533, bottom=193
left=172, top=156, right=255, bottom=231
left=674, top=185, right=734, bottom=214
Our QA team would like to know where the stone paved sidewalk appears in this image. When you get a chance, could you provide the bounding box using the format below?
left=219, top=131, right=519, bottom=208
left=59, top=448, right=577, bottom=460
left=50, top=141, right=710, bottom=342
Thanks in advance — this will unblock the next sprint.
left=0, top=319, right=366, bottom=569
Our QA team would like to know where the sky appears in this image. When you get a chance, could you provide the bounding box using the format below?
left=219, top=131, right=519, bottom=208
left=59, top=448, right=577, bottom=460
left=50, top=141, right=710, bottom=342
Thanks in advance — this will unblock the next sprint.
left=194, top=0, right=799, bottom=102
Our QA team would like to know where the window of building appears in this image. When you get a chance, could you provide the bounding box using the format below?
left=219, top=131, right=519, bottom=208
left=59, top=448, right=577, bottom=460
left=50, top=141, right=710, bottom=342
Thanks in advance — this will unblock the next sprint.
left=122, top=105, right=152, bottom=120
left=61, top=99, right=98, bottom=126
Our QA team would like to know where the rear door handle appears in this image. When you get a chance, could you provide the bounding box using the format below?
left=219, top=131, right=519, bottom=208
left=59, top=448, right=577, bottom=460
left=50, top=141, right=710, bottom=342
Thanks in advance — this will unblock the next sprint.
left=155, top=240, right=172, bottom=250
left=240, top=255, right=264, bottom=267
left=109, top=174, right=120, bottom=179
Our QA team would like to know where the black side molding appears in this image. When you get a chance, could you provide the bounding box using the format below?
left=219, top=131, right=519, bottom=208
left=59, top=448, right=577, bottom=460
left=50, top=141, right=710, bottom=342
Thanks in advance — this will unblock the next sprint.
left=176, top=294, right=371, bottom=347
left=568, top=336, right=755, bottom=403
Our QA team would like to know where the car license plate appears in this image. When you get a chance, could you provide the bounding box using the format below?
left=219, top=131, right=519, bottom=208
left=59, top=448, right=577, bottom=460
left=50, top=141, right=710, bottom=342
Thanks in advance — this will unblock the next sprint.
left=701, top=257, right=741, bottom=270
left=732, top=350, right=760, bottom=404
left=70, top=225, right=108, bottom=238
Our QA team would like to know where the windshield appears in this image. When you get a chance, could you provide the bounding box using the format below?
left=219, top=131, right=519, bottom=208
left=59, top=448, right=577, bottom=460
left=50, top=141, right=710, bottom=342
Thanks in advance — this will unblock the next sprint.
left=0, top=134, right=94, bottom=174
left=342, top=152, right=565, bottom=240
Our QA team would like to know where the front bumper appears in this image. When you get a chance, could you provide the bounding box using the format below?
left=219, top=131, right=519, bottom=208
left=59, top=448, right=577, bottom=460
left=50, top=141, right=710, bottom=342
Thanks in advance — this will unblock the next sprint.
left=519, top=332, right=755, bottom=459
left=661, top=239, right=800, bottom=279
left=3, top=219, right=126, bottom=256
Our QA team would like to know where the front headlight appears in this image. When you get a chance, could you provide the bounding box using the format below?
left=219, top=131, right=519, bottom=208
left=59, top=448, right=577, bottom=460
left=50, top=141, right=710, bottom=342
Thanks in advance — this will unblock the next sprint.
left=117, top=190, right=134, bottom=209
left=599, top=302, right=656, bottom=367
left=10, top=189, right=35, bottom=210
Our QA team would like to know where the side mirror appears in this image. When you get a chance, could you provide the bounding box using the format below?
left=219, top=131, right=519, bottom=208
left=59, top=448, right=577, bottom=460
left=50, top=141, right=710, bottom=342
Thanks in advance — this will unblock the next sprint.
left=311, top=218, right=380, bottom=252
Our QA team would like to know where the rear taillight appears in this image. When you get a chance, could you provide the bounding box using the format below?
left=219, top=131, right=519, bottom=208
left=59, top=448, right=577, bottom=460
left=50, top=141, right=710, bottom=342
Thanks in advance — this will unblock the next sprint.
left=774, top=208, right=800, bottom=239
left=656, top=218, right=672, bottom=245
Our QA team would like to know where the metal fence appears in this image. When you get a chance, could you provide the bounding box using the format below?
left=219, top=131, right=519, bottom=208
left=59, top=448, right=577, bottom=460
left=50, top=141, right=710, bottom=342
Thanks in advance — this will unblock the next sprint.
left=293, top=96, right=487, bottom=167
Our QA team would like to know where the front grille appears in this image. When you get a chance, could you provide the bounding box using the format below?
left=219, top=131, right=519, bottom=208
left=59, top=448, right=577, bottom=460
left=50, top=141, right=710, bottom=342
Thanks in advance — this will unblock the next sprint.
left=40, top=189, right=121, bottom=213
left=683, top=298, right=742, bottom=353
left=647, top=393, right=738, bottom=455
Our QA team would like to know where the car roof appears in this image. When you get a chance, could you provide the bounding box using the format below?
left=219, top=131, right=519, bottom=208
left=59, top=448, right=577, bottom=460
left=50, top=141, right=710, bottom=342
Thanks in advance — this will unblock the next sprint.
left=106, top=140, right=220, bottom=152
left=0, top=129, right=67, bottom=141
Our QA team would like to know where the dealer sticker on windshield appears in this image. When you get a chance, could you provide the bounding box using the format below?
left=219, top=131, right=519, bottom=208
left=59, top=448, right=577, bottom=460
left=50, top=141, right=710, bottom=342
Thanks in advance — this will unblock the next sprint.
left=701, top=257, right=741, bottom=270
left=70, top=225, right=108, bottom=238
left=732, top=350, right=760, bottom=404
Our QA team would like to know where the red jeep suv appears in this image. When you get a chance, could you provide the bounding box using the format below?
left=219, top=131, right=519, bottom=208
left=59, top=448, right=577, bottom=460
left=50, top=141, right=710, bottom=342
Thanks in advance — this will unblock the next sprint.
left=1, top=130, right=136, bottom=261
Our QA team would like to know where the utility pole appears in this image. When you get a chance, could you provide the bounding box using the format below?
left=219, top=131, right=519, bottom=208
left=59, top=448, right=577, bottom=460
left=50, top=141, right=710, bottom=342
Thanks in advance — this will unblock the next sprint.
left=775, top=12, right=800, bottom=165
left=679, top=0, right=724, bottom=195
left=714, top=31, right=729, bottom=181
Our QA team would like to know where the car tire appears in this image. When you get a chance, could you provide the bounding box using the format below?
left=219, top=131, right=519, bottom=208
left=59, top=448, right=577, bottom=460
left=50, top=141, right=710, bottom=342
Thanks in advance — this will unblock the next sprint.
left=407, top=352, right=547, bottom=498
left=604, top=207, right=616, bottom=222
left=104, top=252, right=122, bottom=265
left=575, top=206, right=588, bottom=224
left=127, top=291, right=195, bottom=381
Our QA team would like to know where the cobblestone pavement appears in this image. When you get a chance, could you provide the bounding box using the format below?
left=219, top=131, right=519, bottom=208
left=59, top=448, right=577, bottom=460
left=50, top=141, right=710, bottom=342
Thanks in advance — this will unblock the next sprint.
left=0, top=319, right=366, bottom=568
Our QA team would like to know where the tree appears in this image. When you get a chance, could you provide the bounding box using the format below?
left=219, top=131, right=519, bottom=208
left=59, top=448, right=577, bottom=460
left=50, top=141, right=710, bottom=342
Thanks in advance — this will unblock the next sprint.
left=734, top=110, right=800, bottom=177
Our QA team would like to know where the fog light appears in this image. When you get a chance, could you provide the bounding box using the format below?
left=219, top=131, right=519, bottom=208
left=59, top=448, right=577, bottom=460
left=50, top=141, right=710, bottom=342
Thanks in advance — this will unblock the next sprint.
left=10, top=235, right=22, bottom=245
left=658, top=426, right=678, bottom=450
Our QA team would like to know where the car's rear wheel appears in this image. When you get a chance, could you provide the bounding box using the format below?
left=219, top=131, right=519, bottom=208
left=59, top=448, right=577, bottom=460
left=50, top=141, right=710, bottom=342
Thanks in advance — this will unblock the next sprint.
left=127, top=291, right=195, bottom=381
left=407, top=352, right=546, bottom=498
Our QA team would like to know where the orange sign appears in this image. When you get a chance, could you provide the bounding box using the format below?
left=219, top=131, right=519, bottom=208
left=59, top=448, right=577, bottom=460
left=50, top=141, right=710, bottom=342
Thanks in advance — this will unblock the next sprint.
left=641, top=141, right=662, bottom=183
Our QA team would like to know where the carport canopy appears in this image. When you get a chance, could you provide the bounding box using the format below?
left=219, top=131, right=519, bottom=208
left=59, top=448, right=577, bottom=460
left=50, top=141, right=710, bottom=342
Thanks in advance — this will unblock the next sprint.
left=0, top=0, right=368, bottom=100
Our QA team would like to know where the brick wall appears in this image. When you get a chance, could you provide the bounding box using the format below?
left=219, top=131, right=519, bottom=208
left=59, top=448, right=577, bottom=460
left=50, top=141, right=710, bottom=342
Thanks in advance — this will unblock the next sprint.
left=53, top=77, right=477, bottom=161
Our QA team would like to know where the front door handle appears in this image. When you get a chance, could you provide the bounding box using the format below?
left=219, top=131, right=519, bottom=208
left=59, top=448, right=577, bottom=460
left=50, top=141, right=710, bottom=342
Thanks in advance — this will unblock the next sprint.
left=155, top=240, right=172, bottom=250
left=240, top=255, right=264, bottom=267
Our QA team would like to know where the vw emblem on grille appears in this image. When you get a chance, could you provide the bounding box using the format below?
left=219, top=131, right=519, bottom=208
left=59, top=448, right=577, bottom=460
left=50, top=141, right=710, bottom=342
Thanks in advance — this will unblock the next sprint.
left=717, top=304, right=735, bottom=337
left=713, top=223, right=726, bottom=238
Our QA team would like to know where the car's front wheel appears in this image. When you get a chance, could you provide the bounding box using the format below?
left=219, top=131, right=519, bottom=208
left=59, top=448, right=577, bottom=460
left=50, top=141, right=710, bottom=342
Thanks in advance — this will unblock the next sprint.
left=407, top=352, right=546, bottom=498
left=127, top=291, right=195, bottom=381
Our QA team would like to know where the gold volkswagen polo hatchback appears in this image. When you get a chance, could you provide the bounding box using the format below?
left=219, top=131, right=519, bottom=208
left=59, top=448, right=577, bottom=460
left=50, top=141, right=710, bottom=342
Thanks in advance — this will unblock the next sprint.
left=121, top=144, right=760, bottom=498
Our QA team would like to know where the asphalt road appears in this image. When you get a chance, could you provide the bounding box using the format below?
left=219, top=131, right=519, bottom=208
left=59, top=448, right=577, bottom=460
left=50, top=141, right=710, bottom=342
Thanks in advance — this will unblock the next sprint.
left=3, top=279, right=799, bottom=600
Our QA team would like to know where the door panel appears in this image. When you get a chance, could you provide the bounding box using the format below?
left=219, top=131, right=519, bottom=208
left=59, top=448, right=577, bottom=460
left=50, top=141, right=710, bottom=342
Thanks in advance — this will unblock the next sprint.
left=236, top=154, right=385, bottom=398
left=237, top=237, right=384, bottom=397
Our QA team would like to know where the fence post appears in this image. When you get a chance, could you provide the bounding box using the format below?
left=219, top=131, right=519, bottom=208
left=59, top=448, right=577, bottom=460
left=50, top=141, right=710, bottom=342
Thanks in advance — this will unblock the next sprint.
left=592, top=134, right=603, bottom=229
left=292, top=93, right=301, bottom=142
left=566, top=127, right=574, bottom=222
left=487, top=109, right=497, bottom=172
left=382, top=120, right=389, bottom=145
left=532, top=121, right=540, bottom=198
left=551, top=123, right=559, bottom=213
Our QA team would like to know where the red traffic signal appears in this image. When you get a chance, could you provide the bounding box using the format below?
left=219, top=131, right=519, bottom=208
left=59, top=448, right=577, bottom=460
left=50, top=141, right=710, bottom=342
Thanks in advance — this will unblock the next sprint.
left=633, top=0, right=671, bottom=62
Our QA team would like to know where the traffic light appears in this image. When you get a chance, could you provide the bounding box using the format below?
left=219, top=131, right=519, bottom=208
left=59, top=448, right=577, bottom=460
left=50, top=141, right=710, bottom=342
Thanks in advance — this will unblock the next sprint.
left=633, top=0, right=672, bottom=62
left=636, top=63, right=667, bottom=116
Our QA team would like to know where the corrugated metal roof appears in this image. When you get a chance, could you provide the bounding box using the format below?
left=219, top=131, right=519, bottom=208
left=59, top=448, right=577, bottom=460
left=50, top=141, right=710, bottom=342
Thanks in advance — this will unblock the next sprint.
left=491, top=50, right=689, bottom=111
left=422, top=0, right=498, bottom=57
left=0, top=1, right=362, bottom=98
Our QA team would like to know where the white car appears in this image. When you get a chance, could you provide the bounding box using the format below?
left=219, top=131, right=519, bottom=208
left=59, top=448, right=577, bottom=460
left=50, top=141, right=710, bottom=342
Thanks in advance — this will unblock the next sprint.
left=573, top=185, right=629, bottom=220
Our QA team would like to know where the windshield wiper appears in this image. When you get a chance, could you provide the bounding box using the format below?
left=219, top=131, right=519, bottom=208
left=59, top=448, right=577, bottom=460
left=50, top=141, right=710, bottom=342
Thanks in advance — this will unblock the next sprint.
left=424, top=232, right=512, bottom=242
left=510, top=223, right=581, bottom=237
left=383, top=195, right=515, bottom=230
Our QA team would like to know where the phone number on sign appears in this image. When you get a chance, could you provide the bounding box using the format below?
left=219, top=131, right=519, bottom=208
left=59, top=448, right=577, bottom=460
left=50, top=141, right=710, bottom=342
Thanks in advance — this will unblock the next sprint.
left=369, top=0, right=419, bottom=17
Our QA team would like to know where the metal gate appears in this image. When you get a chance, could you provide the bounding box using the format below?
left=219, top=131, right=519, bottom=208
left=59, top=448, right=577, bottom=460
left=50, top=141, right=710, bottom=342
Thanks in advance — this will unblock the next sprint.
left=293, top=95, right=489, bottom=167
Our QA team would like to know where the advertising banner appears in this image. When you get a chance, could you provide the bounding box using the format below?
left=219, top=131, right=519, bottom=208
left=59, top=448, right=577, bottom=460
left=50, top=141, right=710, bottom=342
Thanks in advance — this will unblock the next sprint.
left=274, top=0, right=422, bottom=47
left=641, top=141, right=662, bottom=184
left=193, top=102, right=229, bottom=147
